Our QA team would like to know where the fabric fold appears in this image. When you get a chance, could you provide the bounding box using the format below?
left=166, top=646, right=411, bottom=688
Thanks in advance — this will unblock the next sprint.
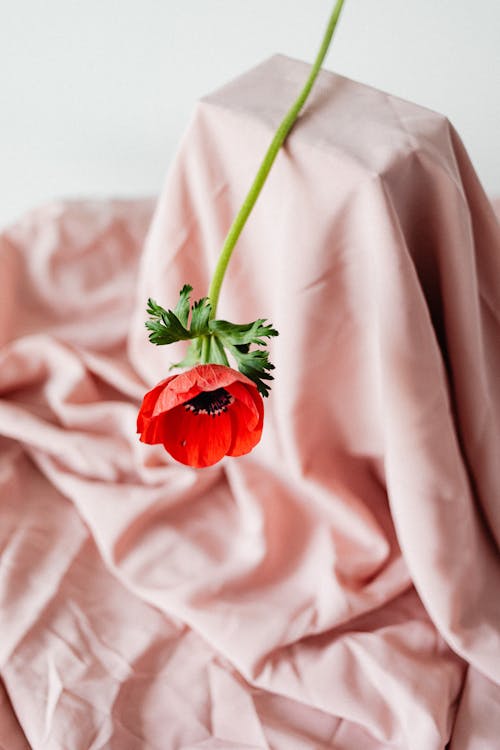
left=1, top=55, right=499, bottom=748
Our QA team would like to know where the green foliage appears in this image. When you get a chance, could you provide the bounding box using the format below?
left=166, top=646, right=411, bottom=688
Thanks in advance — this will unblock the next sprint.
left=206, top=336, right=230, bottom=366
left=209, top=318, right=278, bottom=397
left=146, top=286, right=279, bottom=396
left=227, top=344, right=275, bottom=397
left=173, top=284, right=192, bottom=327
left=169, top=337, right=202, bottom=371
left=209, top=319, right=278, bottom=347
left=145, top=287, right=209, bottom=346
left=145, top=298, right=191, bottom=345
left=190, top=298, right=212, bottom=336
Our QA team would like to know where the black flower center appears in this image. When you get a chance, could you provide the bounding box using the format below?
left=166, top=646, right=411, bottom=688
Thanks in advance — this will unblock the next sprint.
left=184, top=387, right=234, bottom=417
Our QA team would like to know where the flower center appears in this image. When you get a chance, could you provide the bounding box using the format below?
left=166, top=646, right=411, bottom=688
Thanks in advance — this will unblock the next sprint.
left=184, top=387, right=234, bottom=417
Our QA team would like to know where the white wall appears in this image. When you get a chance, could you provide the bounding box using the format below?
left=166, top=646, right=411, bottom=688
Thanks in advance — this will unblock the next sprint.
left=1, top=0, right=499, bottom=229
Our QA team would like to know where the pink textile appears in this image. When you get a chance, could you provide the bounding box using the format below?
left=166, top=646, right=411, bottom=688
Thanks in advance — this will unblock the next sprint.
left=1, top=54, right=500, bottom=749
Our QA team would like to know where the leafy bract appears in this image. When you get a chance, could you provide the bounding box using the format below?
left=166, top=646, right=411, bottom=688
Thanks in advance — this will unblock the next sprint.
left=145, top=298, right=191, bottom=345
left=209, top=319, right=278, bottom=347
left=190, top=298, right=212, bottom=336
left=227, top=344, right=275, bottom=397
left=173, top=284, right=192, bottom=327
left=169, top=338, right=202, bottom=371
left=146, top=286, right=278, bottom=396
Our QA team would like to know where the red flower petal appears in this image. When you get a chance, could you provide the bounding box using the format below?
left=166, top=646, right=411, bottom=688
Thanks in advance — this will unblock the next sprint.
left=161, top=404, right=233, bottom=468
left=137, top=375, right=176, bottom=436
left=153, top=382, right=202, bottom=416
left=138, top=412, right=165, bottom=445
left=226, top=381, right=262, bottom=432
left=137, top=365, right=265, bottom=467
left=150, top=365, right=253, bottom=415
left=189, top=364, right=256, bottom=392
left=227, top=399, right=263, bottom=457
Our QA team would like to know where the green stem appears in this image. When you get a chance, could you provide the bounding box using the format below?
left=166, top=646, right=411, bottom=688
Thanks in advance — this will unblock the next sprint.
left=201, top=335, right=210, bottom=363
left=207, top=0, right=346, bottom=318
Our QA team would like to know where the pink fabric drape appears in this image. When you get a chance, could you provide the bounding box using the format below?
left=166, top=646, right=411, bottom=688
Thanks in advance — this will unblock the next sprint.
left=1, top=56, right=499, bottom=749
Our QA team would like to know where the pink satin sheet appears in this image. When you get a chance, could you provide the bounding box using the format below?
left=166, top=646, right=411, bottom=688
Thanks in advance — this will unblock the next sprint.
left=1, top=55, right=500, bottom=749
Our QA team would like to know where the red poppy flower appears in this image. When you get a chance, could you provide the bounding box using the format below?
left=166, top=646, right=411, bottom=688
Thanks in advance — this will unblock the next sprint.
left=137, top=364, right=264, bottom=468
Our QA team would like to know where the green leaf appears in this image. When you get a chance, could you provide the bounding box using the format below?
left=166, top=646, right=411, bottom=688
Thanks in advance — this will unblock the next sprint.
left=207, top=335, right=230, bottom=366
left=228, top=344, right=275, bottom=398
left=209, top=318, right=278, bottom=347
left=170, top=338, right=202, bottom=370
left=190, top=298, right=212, bottom=336
left=144, top=289, right=211, bottom=347
left=173, top=284, right=193, bottom=328
left=145, top=291, right=278, bottom=397
left=146, top=297, right=167, bottom=319
left=145, top=296, right=192, bottom=345
left=170, top=334, right=229, bottom=369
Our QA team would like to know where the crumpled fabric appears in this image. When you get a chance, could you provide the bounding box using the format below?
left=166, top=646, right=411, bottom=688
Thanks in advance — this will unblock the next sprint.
left=1, top=55, right=499, bottom=749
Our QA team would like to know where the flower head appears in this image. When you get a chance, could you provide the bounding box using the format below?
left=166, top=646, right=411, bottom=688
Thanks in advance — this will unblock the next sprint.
left=137, top=364, right=264, bottom=468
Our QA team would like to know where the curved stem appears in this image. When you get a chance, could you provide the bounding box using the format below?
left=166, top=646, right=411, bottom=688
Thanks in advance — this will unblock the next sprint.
left=207, top=0, right=346, bottom=318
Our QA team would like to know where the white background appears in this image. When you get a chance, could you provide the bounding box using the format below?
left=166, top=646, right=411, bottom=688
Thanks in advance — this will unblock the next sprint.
left=1, top=0, right=499, bottom=230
